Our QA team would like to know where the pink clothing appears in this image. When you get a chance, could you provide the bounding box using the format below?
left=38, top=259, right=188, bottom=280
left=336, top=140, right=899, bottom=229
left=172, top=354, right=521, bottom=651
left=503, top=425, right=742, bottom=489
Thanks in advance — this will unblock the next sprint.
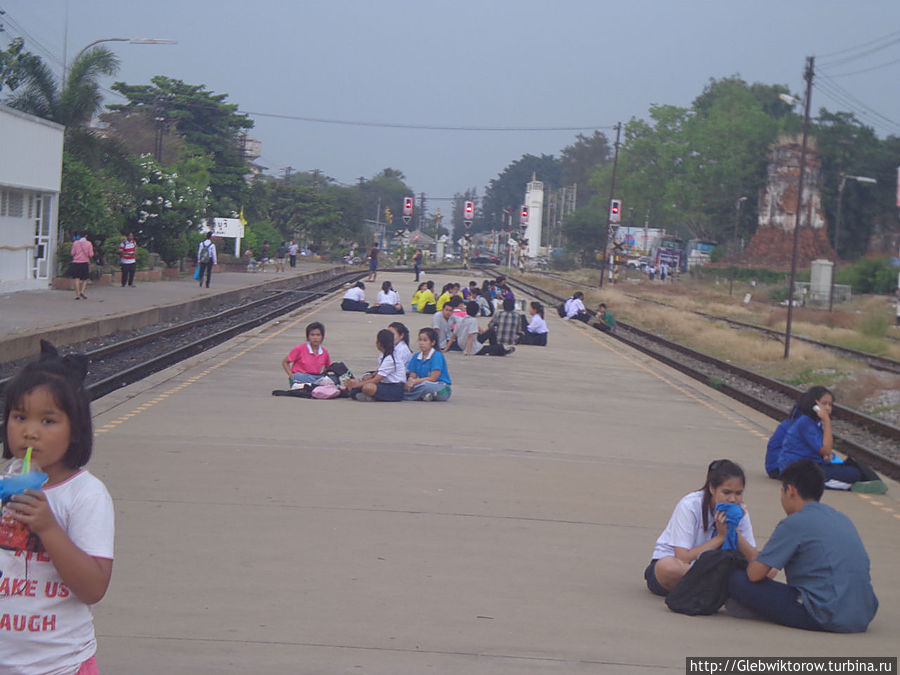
left=287, top=343, right=331, bottom=375
left=71, top=239, right=94, bottom=263
left=77, top=655, right=99, bottom=675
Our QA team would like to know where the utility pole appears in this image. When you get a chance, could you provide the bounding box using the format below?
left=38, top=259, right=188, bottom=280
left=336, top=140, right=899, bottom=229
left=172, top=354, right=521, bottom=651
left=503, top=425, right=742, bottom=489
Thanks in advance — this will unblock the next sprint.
left=419, top=192, right=426, bottom=232
left=600, top=122, right=622, bottom=288
left=281, top=166, right=294, bottom=181
left=784, top=56, right=815, bottom=359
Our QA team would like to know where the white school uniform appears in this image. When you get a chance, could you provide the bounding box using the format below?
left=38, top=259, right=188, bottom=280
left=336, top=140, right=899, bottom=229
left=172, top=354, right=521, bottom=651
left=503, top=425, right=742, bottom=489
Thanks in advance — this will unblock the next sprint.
left=527, top=313, right=548, bottom=334
left=343, top=287, right=365, bottom=302
left=651, top=490, right=755, bottom=560
left=377, top=351, right=407, bottom=383
left=564, top=297, right=585, bottom=319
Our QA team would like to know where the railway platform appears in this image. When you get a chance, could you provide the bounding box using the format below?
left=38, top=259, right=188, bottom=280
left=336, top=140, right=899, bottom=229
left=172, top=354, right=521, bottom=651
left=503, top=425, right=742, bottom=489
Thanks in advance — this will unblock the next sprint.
left=0, top=262, right=333, bottom=362
left=14, top=270, right=900, bottom=672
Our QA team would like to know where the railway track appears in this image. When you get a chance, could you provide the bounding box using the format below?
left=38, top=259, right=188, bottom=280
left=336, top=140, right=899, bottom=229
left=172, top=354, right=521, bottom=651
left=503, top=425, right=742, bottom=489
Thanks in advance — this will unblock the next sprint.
left=492, top=269, right=900, bottom=482
left=0, top=267, right=365, bottom=409
left=527, top=270, right=900, bottom=376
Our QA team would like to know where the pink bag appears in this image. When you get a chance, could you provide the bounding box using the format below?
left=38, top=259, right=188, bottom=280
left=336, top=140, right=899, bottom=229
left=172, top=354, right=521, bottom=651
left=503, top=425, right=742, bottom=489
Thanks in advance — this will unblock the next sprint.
left=311, top=382, right=341, bottom=399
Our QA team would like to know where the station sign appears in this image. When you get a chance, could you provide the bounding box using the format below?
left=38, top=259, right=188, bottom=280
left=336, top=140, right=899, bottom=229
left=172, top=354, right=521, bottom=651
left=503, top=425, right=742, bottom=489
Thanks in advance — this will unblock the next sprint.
left=202, top=218, right=245, bottom=238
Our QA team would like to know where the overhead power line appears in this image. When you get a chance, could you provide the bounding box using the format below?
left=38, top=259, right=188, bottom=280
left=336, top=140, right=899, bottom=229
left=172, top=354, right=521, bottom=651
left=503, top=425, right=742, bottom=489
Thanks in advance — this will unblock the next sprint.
left=817, top=28, right=900, bottom=61
left=241, top=110, right=615, bottom=132
left=813, top=75, right=900, bottom=135
left=825, top=55, right=900, bottom=78
left=819, top=33, right=900, bottom=69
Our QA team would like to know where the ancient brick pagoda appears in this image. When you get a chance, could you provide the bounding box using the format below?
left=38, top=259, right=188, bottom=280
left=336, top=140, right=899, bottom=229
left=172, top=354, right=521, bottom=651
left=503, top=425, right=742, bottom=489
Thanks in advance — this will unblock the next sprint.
left=738, top=137, right=834, bottom=268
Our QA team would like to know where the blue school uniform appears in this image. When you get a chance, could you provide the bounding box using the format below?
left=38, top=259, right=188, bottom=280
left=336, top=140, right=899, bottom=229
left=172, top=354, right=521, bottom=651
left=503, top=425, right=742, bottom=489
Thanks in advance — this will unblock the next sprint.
left=777, top=415, right=823, bottom=472
left=407, top=349, right=451, bottom=385
left=765, top=418, right=792, bottom=477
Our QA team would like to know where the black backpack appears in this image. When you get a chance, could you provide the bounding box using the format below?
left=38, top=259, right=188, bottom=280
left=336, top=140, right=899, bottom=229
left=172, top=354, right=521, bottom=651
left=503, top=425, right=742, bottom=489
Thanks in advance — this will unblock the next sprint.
left=556, top=301, right=568, bottom=318
left=664, top=549, right=747, bottom=616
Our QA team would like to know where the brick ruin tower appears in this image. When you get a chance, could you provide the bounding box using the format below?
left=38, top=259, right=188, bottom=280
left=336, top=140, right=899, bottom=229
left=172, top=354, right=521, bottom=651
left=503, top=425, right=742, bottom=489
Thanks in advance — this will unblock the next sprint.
left=740, top=136, right=834, bottom=268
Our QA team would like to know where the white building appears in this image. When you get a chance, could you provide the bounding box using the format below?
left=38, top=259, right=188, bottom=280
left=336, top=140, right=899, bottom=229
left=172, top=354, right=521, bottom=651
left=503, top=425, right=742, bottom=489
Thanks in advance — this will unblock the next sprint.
left=0, top=105, right=65, bottom=291
left=524, top=176, right=544, bottom=258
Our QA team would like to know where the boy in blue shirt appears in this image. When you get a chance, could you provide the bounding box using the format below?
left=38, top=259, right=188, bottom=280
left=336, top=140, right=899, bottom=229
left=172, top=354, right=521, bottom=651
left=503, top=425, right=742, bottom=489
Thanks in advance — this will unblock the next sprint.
left=727, top=459, right=878, bottom=632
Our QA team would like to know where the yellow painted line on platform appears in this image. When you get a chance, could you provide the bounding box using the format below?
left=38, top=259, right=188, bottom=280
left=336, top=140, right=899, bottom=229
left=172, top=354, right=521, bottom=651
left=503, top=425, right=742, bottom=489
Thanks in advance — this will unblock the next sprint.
left=93, top=296, right=335, bottom=437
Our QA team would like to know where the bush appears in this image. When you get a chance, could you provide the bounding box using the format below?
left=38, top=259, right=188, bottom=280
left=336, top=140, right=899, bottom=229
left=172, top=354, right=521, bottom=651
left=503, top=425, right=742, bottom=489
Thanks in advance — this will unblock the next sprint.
left=836, top=257, right=896, bottom=294
left=858, top=310, right=891, bottom=339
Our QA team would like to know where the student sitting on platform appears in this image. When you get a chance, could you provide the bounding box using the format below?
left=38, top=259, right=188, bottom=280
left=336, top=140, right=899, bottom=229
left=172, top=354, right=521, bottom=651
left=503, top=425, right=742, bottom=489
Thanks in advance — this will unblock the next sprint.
left=471, top=287, right=492, bottom=316
left=411, top=283, right=427, bottom=312
left=404, top=327, right=452, bottom=401
left=388, top=321, right=414, bottom=369
left=462, top=280, right=478, bottom=300
left=445, top=301, right=480, bottom=355
left=448, top=295, right=467, bottom=318
left=436, top=283, right=460, bottom=311
left=564, top=291, right=590, bottom=323
left=518, top=301, right=548, bottom=346
left=728, top=459, right=878, bottom=633
left=344, top=329, right=406, bottom=402
left=776, top=386, right=864, bottom=490
left=341, top=282, right=369, bottom=311
left=431, top=303, right=456, bottom=351
left=644, top=459, right=757, bottom=596
left=475, top=297, right=520, bottom=356
left=366, top=281, right=404, bottom=314
left=282, top=321, right=331, bottom=386
left=417, top=280, right=437, bottom=314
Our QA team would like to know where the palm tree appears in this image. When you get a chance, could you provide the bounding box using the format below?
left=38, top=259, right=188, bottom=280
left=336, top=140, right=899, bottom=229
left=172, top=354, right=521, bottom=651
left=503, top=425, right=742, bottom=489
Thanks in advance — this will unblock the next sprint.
left=5, top=47, right=119, bottom=128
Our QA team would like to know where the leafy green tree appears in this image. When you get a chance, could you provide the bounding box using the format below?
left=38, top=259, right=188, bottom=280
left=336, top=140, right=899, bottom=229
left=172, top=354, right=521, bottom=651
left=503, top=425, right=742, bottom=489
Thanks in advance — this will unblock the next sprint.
left=128, top=154, right=211, bottom=264
left=5, top=47, right=119, bottom=128
left=481, top=153, right=561, bottom=234
left=59, top=152, right=123, bottom=239
left=110, top=76, right=253, bottom=216
left=559, top=131, right=611, bottom=207
left=561, top=204, right=606, bottom=264
left=0, top=38, right=44, bottom=93
left=358, top=168, right=415, bottom=233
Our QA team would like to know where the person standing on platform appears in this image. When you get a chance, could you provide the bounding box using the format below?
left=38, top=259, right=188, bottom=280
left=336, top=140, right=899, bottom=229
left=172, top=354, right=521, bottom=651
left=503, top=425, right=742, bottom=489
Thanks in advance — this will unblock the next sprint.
left=289, top=241, right=299, bottom=269
left=259, top=241, right=270, bottom=272
left=728, top=459, right=878, bottom=633
left=412, top=249, right=423, bottom=281
left=69, top=232, right=93, bottom=300
left=197, top=233, right=217, bottom=288
left=367, top=243, right=379, bottom=282
left=275, top=241, right=288, bottom=273
left=118, top=232, right=137, bottom=288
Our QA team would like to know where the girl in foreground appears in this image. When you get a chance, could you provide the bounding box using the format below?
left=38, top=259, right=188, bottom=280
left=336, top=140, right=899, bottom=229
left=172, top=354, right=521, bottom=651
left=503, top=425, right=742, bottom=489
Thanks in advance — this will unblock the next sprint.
left=405, top=327, right=452, bottom=401
left=644, top=459, right=756, bottom=596
left=1, top=341, right=114, bottom=674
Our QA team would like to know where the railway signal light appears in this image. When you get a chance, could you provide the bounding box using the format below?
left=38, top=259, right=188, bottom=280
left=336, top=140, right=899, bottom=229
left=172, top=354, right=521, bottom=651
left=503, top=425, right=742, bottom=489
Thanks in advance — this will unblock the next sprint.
left=520, top=205, right=529, bottom=225
left=464, top=200, right=474, bottom=221
left=609, top=199, right=621, bottom=223
left=403, top=197, right=414, bottom=216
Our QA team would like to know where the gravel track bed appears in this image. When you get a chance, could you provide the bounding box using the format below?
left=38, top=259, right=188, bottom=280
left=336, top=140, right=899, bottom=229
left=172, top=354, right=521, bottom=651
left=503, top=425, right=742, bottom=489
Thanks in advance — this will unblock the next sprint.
left=617, top=326, right=900, bottom=467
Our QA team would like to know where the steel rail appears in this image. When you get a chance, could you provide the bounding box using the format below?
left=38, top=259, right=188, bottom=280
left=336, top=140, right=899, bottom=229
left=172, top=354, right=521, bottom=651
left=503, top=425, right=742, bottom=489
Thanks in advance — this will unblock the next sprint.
left=490, top=269, right=900, bottom=481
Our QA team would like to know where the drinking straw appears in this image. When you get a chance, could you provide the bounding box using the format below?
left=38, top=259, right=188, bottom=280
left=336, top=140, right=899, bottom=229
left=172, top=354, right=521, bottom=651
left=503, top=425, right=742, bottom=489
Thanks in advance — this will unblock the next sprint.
left=23, top=447, right=32, bottom=474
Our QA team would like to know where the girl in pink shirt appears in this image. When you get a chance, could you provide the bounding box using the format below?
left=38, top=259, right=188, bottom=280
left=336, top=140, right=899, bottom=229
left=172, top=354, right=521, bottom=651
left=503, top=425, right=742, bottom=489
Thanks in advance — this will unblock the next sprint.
left=281, top=322, right=331, bottom=386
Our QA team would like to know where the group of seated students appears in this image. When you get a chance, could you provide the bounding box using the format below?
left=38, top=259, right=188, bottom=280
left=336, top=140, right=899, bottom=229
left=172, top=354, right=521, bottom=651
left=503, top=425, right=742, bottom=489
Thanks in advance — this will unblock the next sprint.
left=562, top=291, right=616, bottom=333
left=282, top=320, right=452, bottom=402
left=430, top=294, right=550, bottom=354
left=340, top=281, right=405, bottom=314
left=764, top=386, right=885, bottom=493
left=647, top=458, right=878, bottom=633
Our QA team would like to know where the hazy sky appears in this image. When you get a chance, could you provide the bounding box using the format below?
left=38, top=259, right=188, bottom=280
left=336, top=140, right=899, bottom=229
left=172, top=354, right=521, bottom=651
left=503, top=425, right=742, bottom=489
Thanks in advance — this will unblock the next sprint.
left=4, top=1, right=900, bottom=213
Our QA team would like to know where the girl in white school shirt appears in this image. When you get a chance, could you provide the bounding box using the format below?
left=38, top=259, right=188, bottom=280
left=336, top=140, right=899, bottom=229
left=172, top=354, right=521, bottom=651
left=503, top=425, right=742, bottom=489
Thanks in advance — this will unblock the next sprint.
left=388, top=322, right=414, bottom=369
left=644, top=459, right=758, bottom=596
left=517, top=301, right=549, bottom=346
left=344, top=329, right=407, bottom=402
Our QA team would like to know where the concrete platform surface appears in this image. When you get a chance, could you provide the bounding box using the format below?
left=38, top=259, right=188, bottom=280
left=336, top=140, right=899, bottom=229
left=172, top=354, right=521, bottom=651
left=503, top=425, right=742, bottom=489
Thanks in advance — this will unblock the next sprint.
left=0, top=263, right=332, bottom=362
left=75, top=271, right=898, bottom=674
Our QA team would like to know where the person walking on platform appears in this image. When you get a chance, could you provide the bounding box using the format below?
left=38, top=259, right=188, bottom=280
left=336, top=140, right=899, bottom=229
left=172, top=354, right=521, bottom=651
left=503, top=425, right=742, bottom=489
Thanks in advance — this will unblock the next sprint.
left=405, top=328, right=452, bottom=401
left=366, top=243, right=379, bottom=282
left=289, top=241, right=299, bottom=268
left=476, top=297, right=520, bottom=356
left=197, top=233, right=217, bottom=288
left=118, top=232, right=137, bottom=288
left=727, top=459, right=878, bottom=633
left=275, top=241, right=288, bottom=273
left=69, top=232, right=93, bottom=300
left=644, top=460, right=758, bottom=596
